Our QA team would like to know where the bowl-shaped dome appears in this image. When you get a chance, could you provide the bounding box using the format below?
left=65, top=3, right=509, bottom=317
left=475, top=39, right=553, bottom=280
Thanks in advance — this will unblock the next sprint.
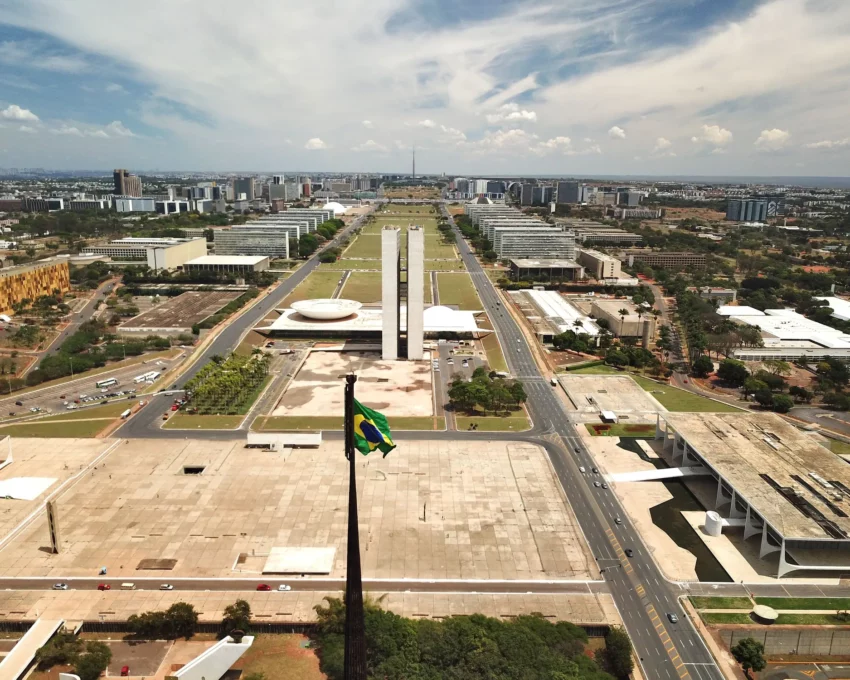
left=291, top=298, right=362, bottom=320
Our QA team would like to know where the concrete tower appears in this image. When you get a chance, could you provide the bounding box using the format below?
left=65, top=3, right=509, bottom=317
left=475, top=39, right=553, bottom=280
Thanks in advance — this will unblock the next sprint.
left=406, top=226, right=425, bottom=359
left=381, top=227, right=401, bottom=360
left=412, top=146, right=415, bottom=179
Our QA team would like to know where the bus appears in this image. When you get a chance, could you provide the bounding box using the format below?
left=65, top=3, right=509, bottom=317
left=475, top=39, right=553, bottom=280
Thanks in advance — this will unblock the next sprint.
left=120, top=409, right=132, bottom=419
left=96, top=378, right=118, bottom=389
left=134, top=371, right=158, bottom=384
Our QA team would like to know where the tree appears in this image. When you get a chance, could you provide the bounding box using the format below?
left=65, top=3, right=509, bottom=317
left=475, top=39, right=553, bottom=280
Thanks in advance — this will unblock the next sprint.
left=617, top=308, right=628, bottom=336
left=763, top=359, right=792, bottom=376
left=789, top=385, right=812, bottom=402
left=222, top=599, right=252, bottom=636
left=691, top=355, right=713, bottom=378
left=753, top=389, right=774, bottom=408
left=595, top=626, right=633, bottom=679
left=772, top=394, right=794, bottom=413
left=35, top=632, right=83, bottom=669
left=731, top=637, right=766, bottom=677
left=75, top=641, right=112, bottom=680
left=716, top=358, right=749, bottom=386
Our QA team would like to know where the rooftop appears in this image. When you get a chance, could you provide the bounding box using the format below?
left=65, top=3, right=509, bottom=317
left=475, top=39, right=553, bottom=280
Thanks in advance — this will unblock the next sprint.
left=724, top=307, right=850, bottom=349
left=523, top=290, right=600, bottom=336
left=185, top=255, right=268, bottom=266
left=510, top=259, right=583, bottom=268
left=816, top=296, right=850, bottom=322
left=662, top=412, right=850, bottom=540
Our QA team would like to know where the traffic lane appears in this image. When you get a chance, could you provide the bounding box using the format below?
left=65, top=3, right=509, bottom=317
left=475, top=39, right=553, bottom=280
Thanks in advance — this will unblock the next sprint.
left=6, top=578, right=608, bottom=595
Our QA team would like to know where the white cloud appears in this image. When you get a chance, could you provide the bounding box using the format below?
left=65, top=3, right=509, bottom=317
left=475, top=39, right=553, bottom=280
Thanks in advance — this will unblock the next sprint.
left=534, top=136, right=572, bottom=154
left=105, top=120, right=135, bottom=137
left=439, top=124, right=466, bottom=141
left=583, top=137, right=594, bottom=143
left=466, top=128, right=538, bottom=153
left=18, top=125, right=37, bottom=134
left=654, top=137, right=672, bottom=151
left=486, top=102, right=537, bottom=124
left=85, top=129, right=109, bottom=138
left=692, top=124, right=733, bottom=146
left=805, top=138, right=850, bottom=149
left=416, top=119, right=436, bottom=129
left=304, top=137, right=327, bottom=150
left=608, top=126, right=626, bottom=140
left=1, top=104, right=39, bottom=122
left=351, top=139, right=387, bottom=152
left=0, top=40, right=87, bottom=73
left=754, top=128, right=790, bottom=150
left=50, top=124, right=83, bottom=136
left=361, top=120, right=373, bottom=129
left=105, top=82, right=126, bottom=93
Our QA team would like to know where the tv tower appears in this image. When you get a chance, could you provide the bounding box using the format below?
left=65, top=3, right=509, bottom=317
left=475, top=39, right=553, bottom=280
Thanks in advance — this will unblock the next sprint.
left=412, top=146, right=416, bottom=179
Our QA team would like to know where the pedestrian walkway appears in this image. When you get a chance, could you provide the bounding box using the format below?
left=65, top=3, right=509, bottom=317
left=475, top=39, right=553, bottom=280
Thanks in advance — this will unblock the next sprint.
left=0, top=617, right=65, bottom=680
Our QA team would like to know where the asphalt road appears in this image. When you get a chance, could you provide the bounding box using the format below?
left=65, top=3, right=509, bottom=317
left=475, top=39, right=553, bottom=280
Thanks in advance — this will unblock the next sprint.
left=114, top=207, right=376, bottom=439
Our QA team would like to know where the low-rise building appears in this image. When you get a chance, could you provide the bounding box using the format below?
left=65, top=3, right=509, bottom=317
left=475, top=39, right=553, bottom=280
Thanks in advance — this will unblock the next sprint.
left=0, top=258, right=70, bottom=315
left=509, top=259, right=584, bottom=281
left=184, top=255, right=270, bottom=273
left=689, top=286, right=737, bottom=302
left=573, top=228, right=642, bottom=246
left=590, top=298, right=656, bottom=341
left=625, top=251, right=706, bottom=271
left=577, top=249, right=622, bottom=280
left=82, top=237, right=206, bottom=270
left=510, top=289, right=600, bottom=343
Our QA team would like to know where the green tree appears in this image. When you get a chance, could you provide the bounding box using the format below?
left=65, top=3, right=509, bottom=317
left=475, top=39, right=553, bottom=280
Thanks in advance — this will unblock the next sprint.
left=35, top=632, right=83, bottom=669
left=717, top=358, right=749, bottom=386
left=772, top=394, right=794, bottom=413
left=74, top=641, right=112, bottom=680
left=594, top=626, right=633, bottom=679
left=731, top=637, right=766, bottom=678
left=691, top=355, right=713, bottom=378
left=222, top=599, right=252, bottom=636
left=763, top=359, right=792, bottom=376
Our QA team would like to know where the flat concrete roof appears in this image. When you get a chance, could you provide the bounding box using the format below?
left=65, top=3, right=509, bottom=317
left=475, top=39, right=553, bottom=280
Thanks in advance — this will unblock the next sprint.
left=560, top=375, right=666, bottom=414
left=662, top=413, right=850, bottom=540
left=510, top=259, right=583, bottom=268
left=185, top=255, right=268, bottom=265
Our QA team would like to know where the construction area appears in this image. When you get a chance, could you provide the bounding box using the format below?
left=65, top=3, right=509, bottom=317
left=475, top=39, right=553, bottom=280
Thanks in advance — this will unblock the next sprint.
left=117, top=290, right=241, bottom=336
left=0, top=438, right=598, bottom=582
left=558, top=374, right=666, bottom=418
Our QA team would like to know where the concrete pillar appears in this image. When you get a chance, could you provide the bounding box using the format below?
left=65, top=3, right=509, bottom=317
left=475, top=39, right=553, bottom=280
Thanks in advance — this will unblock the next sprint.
left=728, top=491, right=746, bottom=519
left=406, top=226, right=425, bottom=360
left=744, top=506, right=763, bottom=540
left=381, top=227, right=400, bottom=360
left=760, top=525, right=781, bottom=558
left=715, top=480, right=731, bottom=510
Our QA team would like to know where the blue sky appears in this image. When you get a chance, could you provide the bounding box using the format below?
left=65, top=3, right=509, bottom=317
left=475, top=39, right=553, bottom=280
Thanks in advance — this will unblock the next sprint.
left=1, top=0, right=850, bottom=174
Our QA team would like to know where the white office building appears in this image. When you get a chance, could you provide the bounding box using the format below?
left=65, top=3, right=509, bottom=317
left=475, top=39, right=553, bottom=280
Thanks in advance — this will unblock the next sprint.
left=382, top=227, right=401, bottom=360
left=214, top=228, right=290, bottom=258
left=381, top=225, right=425, bottom=360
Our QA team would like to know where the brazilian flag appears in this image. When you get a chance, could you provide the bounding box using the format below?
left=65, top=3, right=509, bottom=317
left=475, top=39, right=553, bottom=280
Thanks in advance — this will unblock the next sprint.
left=353, top=399, right=396, bottom=457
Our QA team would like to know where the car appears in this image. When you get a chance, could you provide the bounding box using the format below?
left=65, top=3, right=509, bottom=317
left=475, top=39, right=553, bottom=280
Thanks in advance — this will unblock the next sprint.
left=625, top=549, right=634, bottom=558
left=446, top=358, right=453, bottom=365
left=121, top=665, right=130, bottom=677
left=8, top=412, right=14, bottom=416
left=601, top=483, right=609, bottom=490
left=256, top=584, right=272, bottom=591
left=171, top=404, right=179, bottom=411
left=615, top=517, right=623, bottom=525
left=517, top=348, right=521, bottom=352
left=579, top=466, right=586, bottom=473
left=14, top=401, right=22, bottom=406
left=516, top=338, right=520, bottom=342
left=667, top=613, right=679, bottom=624
left=52, top=583, right=69, bottom=590
left=574, top=447, right=580, bottom=453
left=592, top=467, right=599, bottom=474
left=434, top=366, right=440, bottom=371
left=278, top=584, right=291, bottom=591
left=97, top=583, right=111, bottom=591
left=101, top=400, right=108, bottom=405
left=59, top=395, right=65, bottom=399
left=160, top=584, right=174, bottom=590
left=593, top=481, right=601, bottom=487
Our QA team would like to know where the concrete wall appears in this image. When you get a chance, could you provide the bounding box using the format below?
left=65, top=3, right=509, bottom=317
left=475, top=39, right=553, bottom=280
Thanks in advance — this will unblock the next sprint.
left=147, top=239, right=208, bottom=271
left=170, top=635, right=254, bottom=679
left=718, top=627, right=850, bottom=656
left=406, top=226, right=424, bottom=360
left=381, top=227, right=400, bottom=360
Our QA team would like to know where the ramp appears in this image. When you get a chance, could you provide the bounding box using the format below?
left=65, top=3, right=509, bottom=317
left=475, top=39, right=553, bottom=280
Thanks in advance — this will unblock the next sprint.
left=0, top=618, right=65, bottom=680
left=607, top=466, right=709, bottom=483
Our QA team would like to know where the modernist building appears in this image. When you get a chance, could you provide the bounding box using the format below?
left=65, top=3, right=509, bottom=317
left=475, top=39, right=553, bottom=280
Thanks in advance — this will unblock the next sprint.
left=656, top=412, right=850, bottom=578
left=232, top=178, right=256, bottom=201
left=495, top=229, right=576, bottom=259
left=82, top=237, right=206, bottom=270
left=184, top=255, right=270, bottom=273
left=0, top=259, right=70, bottom=315
left=113, top=169, right=142, bottom=197
left=214, top=228, right=289, bottom=258
left=625, top=251, right=706, bottom=271
left=726, top=199, right=768, bottom=222
left=577, top=249, right=622, bottom=280
left=556, top=181, right=582, bottom=204
left=509, top=259, right=584, bottom=282
left=381, top=226, right=425, bottom=360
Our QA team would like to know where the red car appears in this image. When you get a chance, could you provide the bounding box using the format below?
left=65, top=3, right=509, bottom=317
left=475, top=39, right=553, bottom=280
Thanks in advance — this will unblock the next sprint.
left=97, top=583, right=111, bottom=591
left=256, top=584, right=271, bottom=591
left=121, top=665, right=129, bottom=676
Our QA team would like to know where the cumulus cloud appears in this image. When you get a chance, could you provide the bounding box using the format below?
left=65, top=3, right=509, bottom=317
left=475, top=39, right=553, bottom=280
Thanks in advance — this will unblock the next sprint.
left=415, top=119, right=436, bottom=129
left=692, top=124, right=733, bottom=146
left=654, top=137, right=672, bottom=151
left=85, top=129, right=109, bottom=138
left=304, top=137, right=327, bottom=150
left=361, top=120, right=373, bottom=128
left=608, top=126, right=626, bottom=140
left=805, top=138, right=850, bottom=149
left=18, top=125, right=37, bottom=134
left=105, top=120, right=136, bottom=137
left=1, top=104, right=39, bottom=121
left=754, top=128, right=790, bottom=150
left=105, top=82, right=126, bottom=93
left=439, top=124, right=466, bottom=141
left=50, top=124, right=83, bottom=136
left=467, top=128, right=538, bottom=152
left=486, top=103, right=537, bottom=124
left=351, top=139, right=387, bottom=152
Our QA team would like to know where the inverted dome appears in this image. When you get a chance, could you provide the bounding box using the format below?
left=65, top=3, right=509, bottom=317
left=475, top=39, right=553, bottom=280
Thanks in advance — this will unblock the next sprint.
left=322, top=201, right=348, bottom=215
left=291, top=298, right=362, bottom=320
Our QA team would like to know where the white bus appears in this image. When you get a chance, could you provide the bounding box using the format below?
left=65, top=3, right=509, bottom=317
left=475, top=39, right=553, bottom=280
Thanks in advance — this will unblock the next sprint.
left=120, top=409, right=132, bottom=419
left=134, top=371, right=158, bottom=384
left=96, top=378, right=118, bottom=389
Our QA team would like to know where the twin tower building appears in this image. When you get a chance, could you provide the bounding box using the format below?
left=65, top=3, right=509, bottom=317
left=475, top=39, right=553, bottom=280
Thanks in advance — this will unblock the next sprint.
left=381, top=225, right=425, bottom=361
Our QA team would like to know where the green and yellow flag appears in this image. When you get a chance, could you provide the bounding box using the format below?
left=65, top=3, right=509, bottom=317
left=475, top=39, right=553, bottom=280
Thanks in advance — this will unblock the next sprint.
left=353, top=399, right=396, bottom=457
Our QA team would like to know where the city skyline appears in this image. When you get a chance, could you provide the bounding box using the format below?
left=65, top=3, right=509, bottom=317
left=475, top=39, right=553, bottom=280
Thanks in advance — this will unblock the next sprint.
left=1, top=0, right=850, bottom=175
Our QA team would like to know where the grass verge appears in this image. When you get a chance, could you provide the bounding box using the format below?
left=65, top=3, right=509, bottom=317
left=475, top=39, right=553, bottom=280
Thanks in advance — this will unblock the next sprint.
left=631, top=375, right=743, bottom=413
left=234, top=634, right=324, bottom=680
left=254, top=415, right=343, bottom=431
left=437, top=273, right=481, bottom=310
left=585, top=423, right=656, bottom=437
left=480, top=329, right=508, bottom=373
left=282, top=271, right=345, bottom=305
left=690, top=597, right=753, bottom=610
left=776, top=613, right=850, bottom=625
left=829, top=439, right=850, bottom=456
left=755, top=597, right=850, bottom=611
left=700, top=613, right=753, bottom=624
left=163, top=414, right=245, bottom=430
left=455, top=416, right=530, bottom=432
left=0, top=419, right=110, bottom=437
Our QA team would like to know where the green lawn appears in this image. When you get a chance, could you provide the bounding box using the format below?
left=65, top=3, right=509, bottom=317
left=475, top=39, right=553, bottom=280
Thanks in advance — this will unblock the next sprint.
left=342, top=272, right=432, bottom=303
left=585, top=423, right=657, bottom=437
left=755, top=597, right=850, bottom=611
left=235, top=634, right=324, bottom=680
left=437, top=273, right=481, bottom=310
left=0, top=419, right=111, bottom=437
left=424, top=236, right=456, bottom=258
left=776, top=613, right=850, bottom=625
left=455, top=416, right=531, bottom=432
left=44, top=401, right=136, bottom=421
left=566, top=364, right=621, bottom=375
left=699, top=613, right=752, bottom=624
left=343, top=234, right=383, bottom=258
left=424, top=259, right=464, bottom=271
left=163, top=414, right=245, bottom=430
left=254, top=415, right=343, bottom=431
left=690, top=597, right=753, bottom=610
left=829, top=439, right=850, bottom=456
left=386, top=416, right=445, bottom=430
left=481, top=332, right=508, bottom=373
left=631, top=375, right=743, bottom=413
left=282, top=271, right=345, bottom=305
left=320, top=259, right=381, bottom=271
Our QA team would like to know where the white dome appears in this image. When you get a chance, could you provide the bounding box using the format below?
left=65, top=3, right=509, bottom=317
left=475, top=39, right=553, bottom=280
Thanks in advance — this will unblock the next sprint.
left=322, top=201, right=348, bottom=215
left=291, top=298, right=361, bottom=320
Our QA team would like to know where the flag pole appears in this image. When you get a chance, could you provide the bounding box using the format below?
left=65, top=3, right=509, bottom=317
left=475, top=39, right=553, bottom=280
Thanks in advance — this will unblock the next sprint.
left=344, top=372, right=367, bottom=680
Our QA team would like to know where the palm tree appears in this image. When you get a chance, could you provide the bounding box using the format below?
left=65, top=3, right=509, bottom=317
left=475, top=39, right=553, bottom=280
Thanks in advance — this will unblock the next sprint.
left=618, top=308, right=628, bottom=336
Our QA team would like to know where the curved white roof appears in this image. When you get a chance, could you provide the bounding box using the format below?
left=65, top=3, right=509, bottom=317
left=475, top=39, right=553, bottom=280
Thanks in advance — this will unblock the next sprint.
left=291, top=299, right=361, bottom=320
left=322, top=201, right=348, bottom=215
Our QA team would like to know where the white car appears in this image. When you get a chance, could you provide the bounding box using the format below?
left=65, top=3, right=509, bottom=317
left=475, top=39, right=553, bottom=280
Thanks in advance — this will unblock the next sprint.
left=278, top=584, right=291, bottom=591
left=160, top=584, right=174, bottom=590
left=52, top=583, right=69, bottom=590
left=579, top=466, right=586, bottom=473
